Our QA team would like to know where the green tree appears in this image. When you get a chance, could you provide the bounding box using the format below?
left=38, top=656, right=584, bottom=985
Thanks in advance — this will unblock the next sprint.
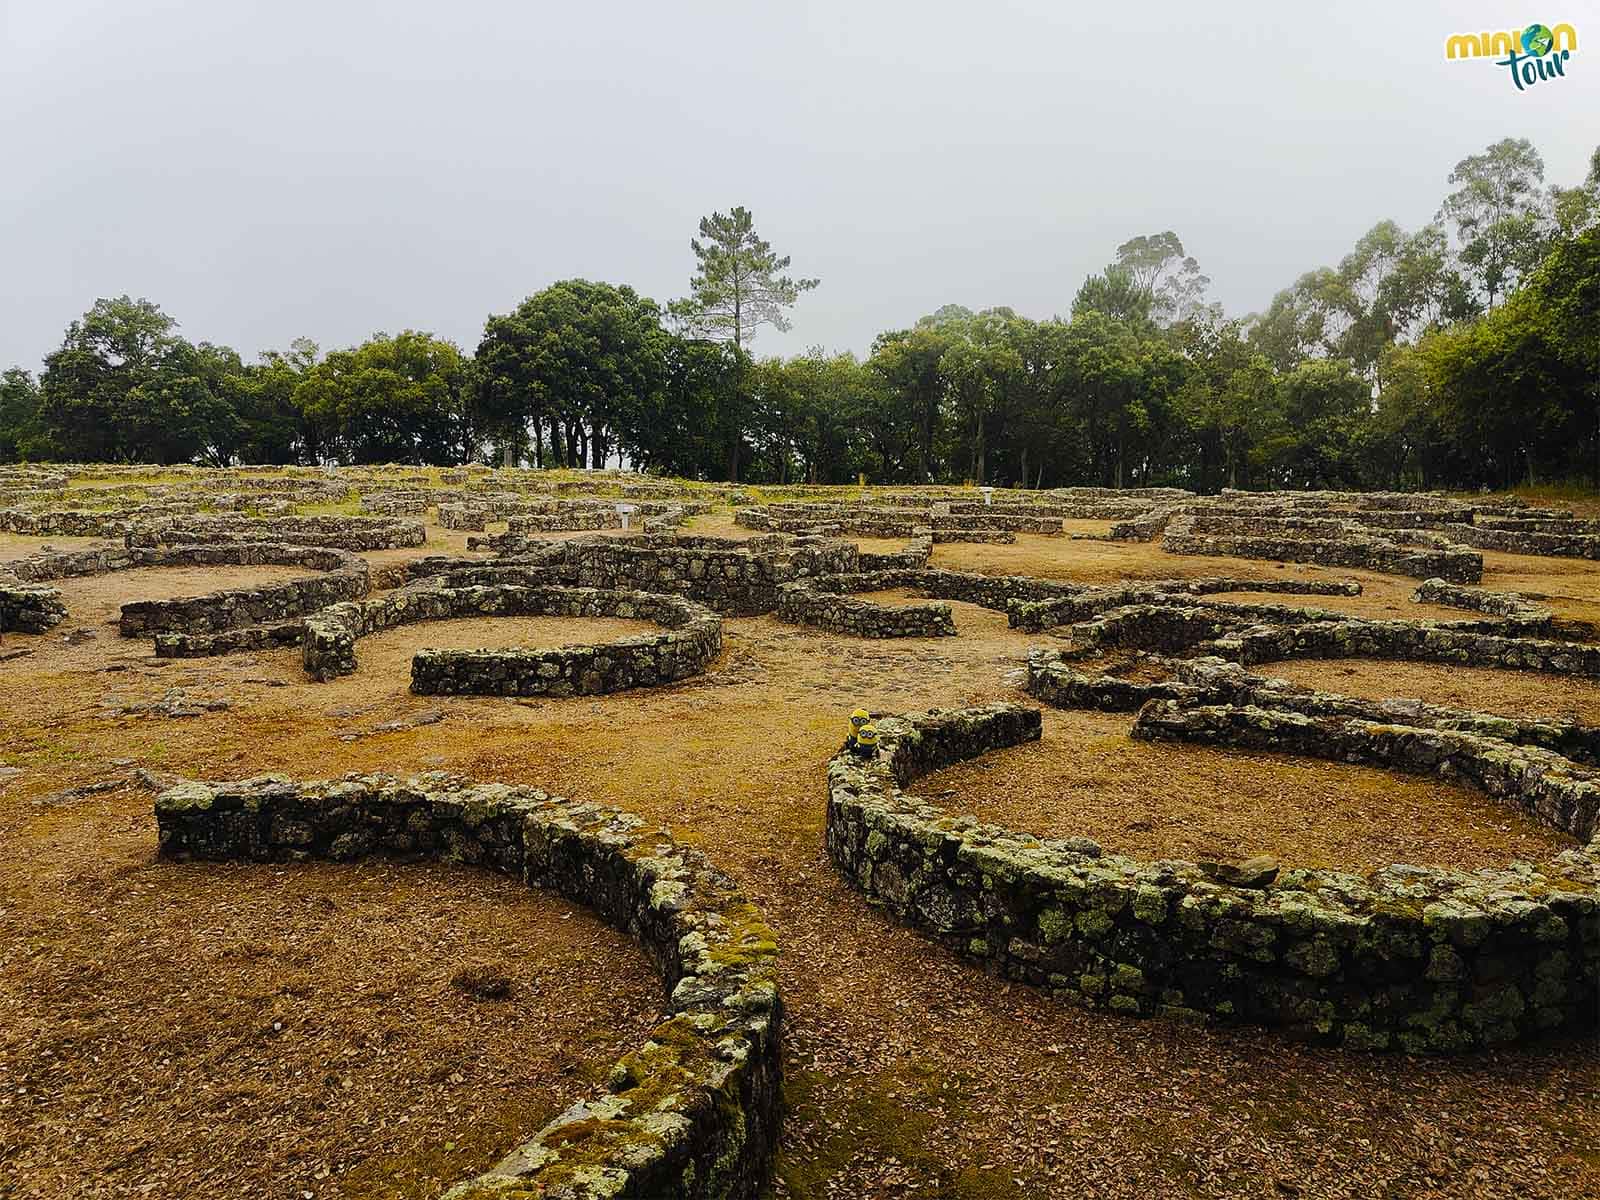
left=935, top=311, right=1023, bottom=484
left=36, top=296, right=248, bottom=464
left=293, top=331, right=469, bottom=465
left=1260, top=359, right=1371, bottom=488
left=0, top=369, right=45, bottom=461
left=1072, top=265, right=1155, bottom=327
left=670, top=206, right=818, bottom=350
left=240, top=339, right=319, bottom=464
left=1522, top=223, right=1600, bottom=483
left=476, top=280, right=670, bottom=469
left=869, top=322, right=958, bottom=481
left=1438, top=137, right=1549, bottom=308
left=1110, top=231, right=1213, bottom=325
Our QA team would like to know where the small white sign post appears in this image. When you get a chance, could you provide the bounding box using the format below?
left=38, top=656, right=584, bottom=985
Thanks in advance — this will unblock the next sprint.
left=617, top=503, right=638, bottom=531
left=981, top=486, right=995, bottom=506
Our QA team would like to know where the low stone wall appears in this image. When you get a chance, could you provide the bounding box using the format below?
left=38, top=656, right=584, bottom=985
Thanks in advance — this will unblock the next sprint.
left=1226, top=619, right=1600, bottom=677
left=770, top=568, right=1369, bottom=642
left=126, top=514, right=426, bottom=552
left=119, top=544, right=369, bottom=637
left=1108, top=507, right=1183, bottom=541
left=1445, top=522, right=1600, bottom=561
left=1048, top=485, right=1195, bottom=503
left=1161, top=521, right=1483, bottom=583
left=1025, top=651, right=1193, bottom=711
left=411, top=589, right=721, bottom=696
left=297, top=581, right=721, bottom=691
left=1006, top=576, right=1362, bottom=633
left=153, top=619, right=308, bottom=659
left=1475, top=515, right=1600, bottom=535
left=437, top=502, right=488, bottom=531
left=504, top=500, right=701, bottom=534
left=1133, top=700, right=1600, bottom=844
left=1027, top=650, right=1600, bottom=765
left=359, top=490, right=446, bottom=516
left=929, top=525, right=1015, bottom=544
left=0, top=508, right=132, bottom=538
left=1054, top=603, right=1262, bottom=656
left=856, top=537, right=933, bottom=571
left=559, top=535, right=860, bottom=616
left=775, top=581, right=955, bottom=638
left=154, top=773, right=781, bottom=1200
left=1412, top=577, right=1551, bottom=624
left=508, top=509, right=633, bottom=532
left=1167, top=658, right=1600, bottom=767
left=736, top=505, right=1038, bottom=542
left=0, top=581, right=68, bottom=634
left=826, top=705, right=1599, bottom=1051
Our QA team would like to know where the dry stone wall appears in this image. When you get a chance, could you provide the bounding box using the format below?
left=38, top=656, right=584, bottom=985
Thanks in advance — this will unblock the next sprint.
left=826, top=705, right=1599, bottom=1051
left=1411, top=578, right=1552, bottom=624
left=0, top=582, right=68, bottom=633
left=1445, top=522, right=1600, bottom=560
left=1167, top=658, right=1600, bottom=765
left=154, top=773, right=781, bottom=1200
left=118, top=545, right=369, bottom=637
left=126, top=514, right=425, bottom=552
left=775, top=581, right=955, bottom=638
left=0, top=508, right=132, bottom=538
left=1006, top=576, right=1363, bottom=633
left=1160, top=517, right=1483, bottom=583
left=437, top=502, right=488, bottom=531
left=856, top=537, right=933, bottom=571
left=299, top=581, right=722, bottom=693
left=1226, top=619, right=1600, bottom=677
left=1133, top=700, right=1600, bottom=844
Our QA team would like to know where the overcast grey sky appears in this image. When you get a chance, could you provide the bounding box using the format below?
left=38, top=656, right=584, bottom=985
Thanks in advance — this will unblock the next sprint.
left=2, top=1, right=1595, bottom=370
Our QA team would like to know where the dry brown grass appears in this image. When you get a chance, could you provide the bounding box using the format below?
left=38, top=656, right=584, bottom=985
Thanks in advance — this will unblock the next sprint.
left=0, top=510, right=1597, bottom=1199
left=919, top=710, right=1579, bottom=873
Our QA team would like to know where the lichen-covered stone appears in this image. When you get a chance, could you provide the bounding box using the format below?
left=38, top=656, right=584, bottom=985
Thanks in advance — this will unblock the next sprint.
left=155, top=773, right=782, bottom=1200
left=826, top=705, right=1600, bottom=1052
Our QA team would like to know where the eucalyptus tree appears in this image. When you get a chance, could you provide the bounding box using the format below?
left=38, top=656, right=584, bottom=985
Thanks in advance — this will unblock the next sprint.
left=1438, top=137, right=1550, bottom=308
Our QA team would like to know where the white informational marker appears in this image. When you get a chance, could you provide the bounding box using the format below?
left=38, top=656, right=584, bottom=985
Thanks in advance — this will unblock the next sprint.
left=617, top=502, right=639, bottom=531
left=980, top=486, right=994, bottom=506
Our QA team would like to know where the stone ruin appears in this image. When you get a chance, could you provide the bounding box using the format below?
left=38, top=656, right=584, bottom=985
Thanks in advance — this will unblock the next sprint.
left=299, top=581, right=722, bottom=696
left=154, top=772, right=780, bottom=1199
left=826, top=704, right=1598, bottom=1052
left=6, top=459, right=1600, bottom=1195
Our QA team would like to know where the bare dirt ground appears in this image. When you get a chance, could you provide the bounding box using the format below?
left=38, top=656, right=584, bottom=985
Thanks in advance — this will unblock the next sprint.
left=51, top=565, right=329, bottom=627
left=918, top=710, right=1579, bottom=873
left=0, top=805, right=658, bottom=1200
left=1, top=510, right=1597, bottom=1200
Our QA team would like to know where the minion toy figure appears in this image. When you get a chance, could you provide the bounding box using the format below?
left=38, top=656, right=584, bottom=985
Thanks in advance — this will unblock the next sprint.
left=844, top=708, right=879, bottom=759
left=845, top=708, right=870, bottom=750
left=851, top=720, right=879, bottom=759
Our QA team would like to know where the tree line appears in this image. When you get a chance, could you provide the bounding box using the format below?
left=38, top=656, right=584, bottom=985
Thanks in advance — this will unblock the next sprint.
left=3, top=141, right=1597, bottom=491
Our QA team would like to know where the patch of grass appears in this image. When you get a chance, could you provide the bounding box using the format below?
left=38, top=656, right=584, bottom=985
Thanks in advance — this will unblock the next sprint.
left=295, top=496, right=364, bottom=517
left=775, top=1065, right=1029, bottom=1200
left=337, top=1100, right=546, bottom=1200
